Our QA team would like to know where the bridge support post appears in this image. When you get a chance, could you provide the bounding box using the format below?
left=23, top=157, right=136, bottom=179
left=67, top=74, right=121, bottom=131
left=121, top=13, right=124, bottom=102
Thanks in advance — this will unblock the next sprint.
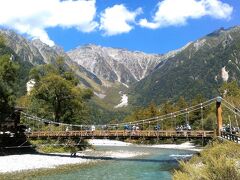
left=216, top=96, right=223, bottom=136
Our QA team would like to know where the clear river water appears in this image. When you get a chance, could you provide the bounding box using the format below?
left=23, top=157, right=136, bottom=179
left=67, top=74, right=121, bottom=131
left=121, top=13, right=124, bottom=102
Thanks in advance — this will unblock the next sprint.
left=34, top=146, right=195, bottom=180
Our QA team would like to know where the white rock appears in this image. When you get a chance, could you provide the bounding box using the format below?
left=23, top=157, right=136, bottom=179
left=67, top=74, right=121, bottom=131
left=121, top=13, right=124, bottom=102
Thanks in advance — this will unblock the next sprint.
left=0, top=154, right=91, bottom=173
left=221, top=66, right=229, bottom=82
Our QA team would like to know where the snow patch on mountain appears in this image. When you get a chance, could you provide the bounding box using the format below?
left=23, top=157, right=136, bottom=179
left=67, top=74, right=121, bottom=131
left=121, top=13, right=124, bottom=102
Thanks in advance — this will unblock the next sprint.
left=94, top=92, right=106, bottom=99
left=122, top=83, right=129, bottom=88
left=114, top=94, right=128, bottom=108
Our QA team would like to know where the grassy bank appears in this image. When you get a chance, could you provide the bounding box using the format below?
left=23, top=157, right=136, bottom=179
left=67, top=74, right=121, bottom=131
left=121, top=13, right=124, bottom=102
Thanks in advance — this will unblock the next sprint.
left=0, top=161, right=99, bottom=180
left=30, top=138, right=91, bottom=153
left=173, top=139, right=240, bottom=180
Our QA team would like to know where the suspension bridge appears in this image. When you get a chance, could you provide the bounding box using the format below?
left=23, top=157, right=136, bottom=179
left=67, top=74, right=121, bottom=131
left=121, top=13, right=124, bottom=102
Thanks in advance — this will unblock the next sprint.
left=18, top=97, right=239, bottom=143
left=1, top=96, right=240, bottom=151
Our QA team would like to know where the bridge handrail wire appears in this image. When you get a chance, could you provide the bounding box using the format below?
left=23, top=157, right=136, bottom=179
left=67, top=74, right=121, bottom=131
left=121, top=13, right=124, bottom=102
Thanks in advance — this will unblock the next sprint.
left=114, top=99, right=215, bottom=126
left=21, top=100, right=215, bottom=128
left=21, top=100, right=215, bottom=129
left=222, top=102, right=240, bottom=117
left=222, top=98, right=240, bottom=113
left=21, top=112, right=70, bottom=126
left=127, top=101, right=216, bottom=126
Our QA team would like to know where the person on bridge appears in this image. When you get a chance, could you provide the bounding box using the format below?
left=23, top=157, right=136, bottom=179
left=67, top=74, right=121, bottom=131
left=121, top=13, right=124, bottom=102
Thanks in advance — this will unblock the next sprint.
left=154, top=125, right=160, bottom=131
left=91, top=125, right=95, bottom=135
left=187, top=124, right=191, bottom=131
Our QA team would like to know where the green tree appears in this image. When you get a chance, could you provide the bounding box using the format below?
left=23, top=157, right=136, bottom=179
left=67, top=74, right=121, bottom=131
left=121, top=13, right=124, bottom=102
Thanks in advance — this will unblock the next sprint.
left=0, top=34, right=5, bottom=47
left=219, top=81, right=240, bottom=98
left=0, top=53, right=19, bottom=120
left=175, top=96, right=188, bottom=126
left=189, top=94, right=206, bottom=129
left=146, top=101, right=159, bottom=117
left=160, top=101, right=176, bottom=115
left=176, top=96, right=188, bottom=109
left=29, top=59, right=93, bottom=124
left=159, top=101, right=177, bottom=130
left=219, top=81, right=240, bottom=127
left=29, top=64, right=57, bottom=83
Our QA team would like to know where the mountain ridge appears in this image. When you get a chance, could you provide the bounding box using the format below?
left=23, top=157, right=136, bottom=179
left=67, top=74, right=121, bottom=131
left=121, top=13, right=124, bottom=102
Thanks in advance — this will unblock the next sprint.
left=1, top=26, right=240, bottom=109
left=67, top=44, right=162, bottom=85
left=130, top=25, right=240, bottom=106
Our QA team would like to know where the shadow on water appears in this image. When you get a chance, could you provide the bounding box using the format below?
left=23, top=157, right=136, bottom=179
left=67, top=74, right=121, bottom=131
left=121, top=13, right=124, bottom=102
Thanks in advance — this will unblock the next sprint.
left=36, top=152, right=190, bottom=163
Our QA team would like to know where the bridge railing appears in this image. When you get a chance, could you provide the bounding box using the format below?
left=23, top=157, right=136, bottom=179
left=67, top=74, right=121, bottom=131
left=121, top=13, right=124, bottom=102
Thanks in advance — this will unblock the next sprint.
left=28, top=130, right=215, bottom=138
left=220, top=131, right=240, bottom=143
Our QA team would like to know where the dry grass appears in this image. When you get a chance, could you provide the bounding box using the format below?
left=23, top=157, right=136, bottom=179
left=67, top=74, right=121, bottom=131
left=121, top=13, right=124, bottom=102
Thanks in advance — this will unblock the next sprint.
left=173, top=139, right=240, bottom=180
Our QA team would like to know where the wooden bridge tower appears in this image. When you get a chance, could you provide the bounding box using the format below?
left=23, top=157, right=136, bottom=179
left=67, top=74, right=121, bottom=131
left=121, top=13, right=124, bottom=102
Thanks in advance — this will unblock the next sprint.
left=216, top=96, right=223, bottom=136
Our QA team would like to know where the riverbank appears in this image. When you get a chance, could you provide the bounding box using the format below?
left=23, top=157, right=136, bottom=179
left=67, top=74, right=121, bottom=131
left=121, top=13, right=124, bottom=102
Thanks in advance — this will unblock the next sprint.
left=150, top=142, right=202, bottom=152
left=0, top=153, right=92, bottom=173
left=0, top=150, right=146, bottom=174
left=0, top=139, right=200, bottom=177
left=0, top=151, right=148, bottom=179
left=173, top=140, right=240, bottom=180
left=0, top=145, right=194, bottom=180
left=0, top=140, right=143, bottom=174
left=87, top=139, right=202, bottom=151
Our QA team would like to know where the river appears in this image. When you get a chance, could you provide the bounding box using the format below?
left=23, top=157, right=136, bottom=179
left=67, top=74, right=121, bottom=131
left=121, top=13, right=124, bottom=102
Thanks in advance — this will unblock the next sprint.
left=34, top=145, right=195, bottom=180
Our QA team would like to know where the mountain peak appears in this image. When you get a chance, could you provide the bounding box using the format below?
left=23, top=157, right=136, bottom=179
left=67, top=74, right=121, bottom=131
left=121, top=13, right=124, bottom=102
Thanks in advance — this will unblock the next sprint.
left=67, top=44, right=162, bottom=84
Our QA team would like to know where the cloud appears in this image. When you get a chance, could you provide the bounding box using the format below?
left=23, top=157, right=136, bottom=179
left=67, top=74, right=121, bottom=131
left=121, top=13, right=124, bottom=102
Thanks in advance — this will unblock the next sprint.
left=0, top=0, right=98, bottom=46
left=100, top=4, right=142, bottom=36
left=139, top=0, right=233, bottom=29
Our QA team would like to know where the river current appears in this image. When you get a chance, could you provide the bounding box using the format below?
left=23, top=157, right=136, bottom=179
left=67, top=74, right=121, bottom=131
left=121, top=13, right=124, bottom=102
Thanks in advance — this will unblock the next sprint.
left=35, top=146, right=194, bottom=180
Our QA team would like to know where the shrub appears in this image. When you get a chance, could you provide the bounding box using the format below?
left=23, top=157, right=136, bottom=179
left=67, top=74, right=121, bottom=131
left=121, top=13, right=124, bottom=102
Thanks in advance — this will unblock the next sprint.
left=173, top=140, right=240, bottom=180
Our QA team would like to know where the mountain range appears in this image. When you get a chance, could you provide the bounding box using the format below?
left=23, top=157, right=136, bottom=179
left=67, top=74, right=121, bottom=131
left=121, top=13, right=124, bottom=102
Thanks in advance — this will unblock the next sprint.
left=130, top=26, right=240, bottom=105
left=0, top=26, right=240, bottom=113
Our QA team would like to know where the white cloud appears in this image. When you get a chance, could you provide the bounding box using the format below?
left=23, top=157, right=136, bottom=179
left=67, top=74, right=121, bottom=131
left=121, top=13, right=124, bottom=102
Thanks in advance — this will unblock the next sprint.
left=100, top=4, right=142, bottom=36
left=139, top=0, right=233, bottom=29
left=0, top=0, right=98, bottom=46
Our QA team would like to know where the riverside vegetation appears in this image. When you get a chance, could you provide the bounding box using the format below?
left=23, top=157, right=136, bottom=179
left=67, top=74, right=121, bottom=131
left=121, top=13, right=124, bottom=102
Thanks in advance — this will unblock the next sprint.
left=173, top=140, right=240, bottom=180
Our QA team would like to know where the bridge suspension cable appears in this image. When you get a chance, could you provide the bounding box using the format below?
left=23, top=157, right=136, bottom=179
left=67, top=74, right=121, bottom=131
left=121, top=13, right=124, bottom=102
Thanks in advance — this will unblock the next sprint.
left=21, top=97, right=216, bottom=129
left=221, top=102, right=240, bottom=117
left=84, top=97, right=216, bottom=127
left=126, top=101, right=215, bottom=125
left=222, top=98, right=240, bottom=113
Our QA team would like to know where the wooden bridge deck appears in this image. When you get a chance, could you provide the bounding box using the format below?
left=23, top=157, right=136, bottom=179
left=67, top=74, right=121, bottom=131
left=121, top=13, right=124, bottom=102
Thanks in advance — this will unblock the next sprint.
left=28, top=130, right=215, bottom=139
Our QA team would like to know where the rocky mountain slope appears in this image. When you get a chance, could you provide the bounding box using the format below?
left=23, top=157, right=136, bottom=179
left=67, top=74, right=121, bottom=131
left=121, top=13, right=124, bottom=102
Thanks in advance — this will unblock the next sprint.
left=67, top=44, right=163, bottom=86
left=131, top=26, right=240, bottom=106
left=0, top=29, right=102, bottom=90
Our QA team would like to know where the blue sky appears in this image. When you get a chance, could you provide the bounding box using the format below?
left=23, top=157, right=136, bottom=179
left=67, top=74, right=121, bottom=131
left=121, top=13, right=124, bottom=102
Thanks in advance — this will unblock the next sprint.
left=0, top=0, right=239, bottom=54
